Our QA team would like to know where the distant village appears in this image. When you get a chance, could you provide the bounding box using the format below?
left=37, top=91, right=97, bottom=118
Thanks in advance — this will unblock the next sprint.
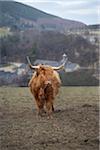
left=0, top=51, right=99, bottom=86
left=0, top=54, right=80, bottom=86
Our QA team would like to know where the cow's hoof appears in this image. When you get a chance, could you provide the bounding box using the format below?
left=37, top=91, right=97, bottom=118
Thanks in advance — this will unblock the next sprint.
left=37, top=111, right=45, bottom=118
left=47, top=115, right=53, bottom=119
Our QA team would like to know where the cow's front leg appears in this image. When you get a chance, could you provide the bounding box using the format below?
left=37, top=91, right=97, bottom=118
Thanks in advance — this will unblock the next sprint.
left=35, top=99, right=45, bottom=117
left=46, top=100, right=54, bottom=119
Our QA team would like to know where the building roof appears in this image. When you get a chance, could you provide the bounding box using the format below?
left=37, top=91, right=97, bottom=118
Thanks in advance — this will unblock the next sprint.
left=34, top=59, right=59, bottom=67
left=34, top=59, right=80, bottom=72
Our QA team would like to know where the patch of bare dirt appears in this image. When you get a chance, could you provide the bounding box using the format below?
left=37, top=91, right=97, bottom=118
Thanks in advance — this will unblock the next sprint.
left=0, top=87, right=99, bottom=150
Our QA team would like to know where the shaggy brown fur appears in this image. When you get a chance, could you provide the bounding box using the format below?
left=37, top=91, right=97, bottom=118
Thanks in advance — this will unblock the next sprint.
left=28, top=65, right=61, bottom=117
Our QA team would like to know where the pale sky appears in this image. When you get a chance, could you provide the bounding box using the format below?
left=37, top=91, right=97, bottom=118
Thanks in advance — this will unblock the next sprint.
left=15, top=0, right=99, bottom=25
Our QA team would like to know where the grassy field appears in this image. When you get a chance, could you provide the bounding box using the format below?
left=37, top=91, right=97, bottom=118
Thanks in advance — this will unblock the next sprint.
left=0, top=86, right=99, bottom=150
left=0, top=27, right=11, bottom=37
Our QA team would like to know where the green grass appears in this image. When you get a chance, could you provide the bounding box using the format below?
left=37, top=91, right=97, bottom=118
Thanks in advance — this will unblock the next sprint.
left=0, top=63, right=12, bottom=67
left=89, top=30, right=100, bottom=35
left=0, top=27, right=11, bottom=37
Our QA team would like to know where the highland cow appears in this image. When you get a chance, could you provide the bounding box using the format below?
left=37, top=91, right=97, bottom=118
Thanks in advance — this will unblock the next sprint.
left=27, top=57, right=66, bottom=118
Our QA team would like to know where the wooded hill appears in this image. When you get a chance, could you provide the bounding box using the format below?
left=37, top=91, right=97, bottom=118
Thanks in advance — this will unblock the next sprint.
left=0, top=30, right=98, bottom=67
left=0, top=1, right=86, bottom=31
left=0, top=1, right=98, bottom=67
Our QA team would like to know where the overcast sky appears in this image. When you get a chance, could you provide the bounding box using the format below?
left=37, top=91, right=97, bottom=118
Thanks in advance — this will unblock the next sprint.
left=15, top=0, right=99, bottom=25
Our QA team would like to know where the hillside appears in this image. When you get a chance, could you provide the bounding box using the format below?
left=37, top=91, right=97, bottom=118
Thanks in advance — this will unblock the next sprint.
left=0, top=1, right=55, bottom=22
left=0, top=30, right=98, bottom=66
left=88, top=24, right=100, bottom=29
left=0, top=1, right=86, bottom=31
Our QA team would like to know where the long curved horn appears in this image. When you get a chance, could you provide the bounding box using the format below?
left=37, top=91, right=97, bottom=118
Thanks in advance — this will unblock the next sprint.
left=52, top=60, right=66, bottom=71
left=52, top=64, right=64, bottom=71
left=26, top=56, right=39, bottom=69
